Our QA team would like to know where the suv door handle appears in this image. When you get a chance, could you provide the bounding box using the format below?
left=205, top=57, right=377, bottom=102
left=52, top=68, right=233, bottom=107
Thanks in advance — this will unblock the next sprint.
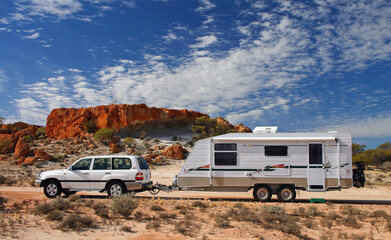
left=105, top=172, right=111, bottom=175
left=83, top=173, right=89, bottom=175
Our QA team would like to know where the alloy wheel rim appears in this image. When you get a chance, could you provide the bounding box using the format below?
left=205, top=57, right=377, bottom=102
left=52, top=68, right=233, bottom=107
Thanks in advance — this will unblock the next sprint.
left=47, top=183, right=58, bottom=196
left=257, top=188, right=268, bottom=200
left=110, top=184, right=122, bottom=196
left=281, top=189, right=292, bottom=200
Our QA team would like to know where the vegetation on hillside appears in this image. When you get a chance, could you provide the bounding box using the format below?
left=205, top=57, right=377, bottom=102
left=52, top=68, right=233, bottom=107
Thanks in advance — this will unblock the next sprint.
left=94, top=128, right=115, bottom=143
left=191, top=116, right=237, bottom=140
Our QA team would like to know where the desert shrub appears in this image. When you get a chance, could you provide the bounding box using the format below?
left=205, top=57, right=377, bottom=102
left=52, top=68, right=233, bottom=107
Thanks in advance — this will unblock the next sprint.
left=37, top=127, right=46, bottom=138
left=124, top=137, right=134, bottom=146
left=327, top=211, right=340, bottom=220
left=192, top=201, right=209, bottom=208
left=341, top=205, right=360, bottom=216
left=52, top=197, right=71, bottom=211
left=22, top=135, right=32, bottom=143
left=111, top=194, right=138, bottom=219
left=94, top=128, right=115, bottom=143
left=95, top=207, right=110, bottom=219
left=110, top=136, right=121, bottom=144
left=34, top=202, right=55, bottom=215
left=90, top=201, right=106, bottom=210
left=228, top=206, right=261, bottom=223
left=60, top=213, right=94, bottom=231
left=153, top=138, right=160, bottom=143
left=33, top=161, right=43, bottom=168
left=321, top=219, right=333, bottom=229
left=306, top=206, right=319, bottom=217
left=82, top=120, right=95, bottom=133
left=158, top=213, right=177, bottom=220
left=146, top=220, right=161, bottom=230
left=0, top=175, right=16, bottom=186
left=370, top=210, right=388, bottom=218
left=174, top=220, right=196, bottom=237
left=0, top=195, right=7, bottom=209
left=68, top=195, right=80, bottom=202
left=0, top=138, right=14, bottom=154
left=134, top=211, right=143, bottom=221
left=261, top=205, right=285, bottom=215
left=46, top=210, right=64, bottom=221
left=150, top=204, right=165, bottom=211
left=171, top=136, right=178, bottom=141
left=121, top=225, right=135, bottom=232
left=387, top=222, right=391, bottom=232
left=54, top=153, right=67, bottom=162
left=382, top=162, right=391, bottom=171
left=0, top=175, right=8, bottom=185
left=303, top=219, right=314, bottom=228
left=214, top=213, right=230, bottom=228
left=262, top=213, right=301, bottom=236
left=343, top=216, right=361, bottom=228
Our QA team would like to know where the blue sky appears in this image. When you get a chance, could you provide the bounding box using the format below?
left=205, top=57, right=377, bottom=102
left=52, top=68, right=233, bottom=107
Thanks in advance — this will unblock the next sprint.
left=0, top=0, right=390, bottom=148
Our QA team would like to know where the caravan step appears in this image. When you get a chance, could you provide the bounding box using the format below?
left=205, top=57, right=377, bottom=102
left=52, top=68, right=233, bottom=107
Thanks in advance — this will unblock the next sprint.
left=310, top=198, right=326, bottom=203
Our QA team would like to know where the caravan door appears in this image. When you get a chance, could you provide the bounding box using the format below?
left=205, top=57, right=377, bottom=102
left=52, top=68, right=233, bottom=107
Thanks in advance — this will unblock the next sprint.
left=307, top=143, right=325, bottom=191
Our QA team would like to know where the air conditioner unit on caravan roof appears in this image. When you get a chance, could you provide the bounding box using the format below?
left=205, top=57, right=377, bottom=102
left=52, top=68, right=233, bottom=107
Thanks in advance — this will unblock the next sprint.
left=253, top=126, right=278, bottom=133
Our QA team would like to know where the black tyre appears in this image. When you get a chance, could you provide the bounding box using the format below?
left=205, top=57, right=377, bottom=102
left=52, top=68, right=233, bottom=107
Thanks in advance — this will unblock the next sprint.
left=43, top=180, right=62, bottom=198
left=107, top=181, right=126, bottom=197
left=253, top=185, right=272, bottom=202
left=63, top=190, right=77, bottom=196
left=277, top=185, right=296, bottom=202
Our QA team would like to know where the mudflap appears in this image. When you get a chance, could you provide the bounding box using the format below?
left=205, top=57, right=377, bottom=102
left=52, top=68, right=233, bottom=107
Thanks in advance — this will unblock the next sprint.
left=353, top=162, right=366, bottom=188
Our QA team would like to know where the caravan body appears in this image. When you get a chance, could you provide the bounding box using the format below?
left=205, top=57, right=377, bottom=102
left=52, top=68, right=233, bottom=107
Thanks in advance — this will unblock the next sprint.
left=176, top=131, right=353, bottom=201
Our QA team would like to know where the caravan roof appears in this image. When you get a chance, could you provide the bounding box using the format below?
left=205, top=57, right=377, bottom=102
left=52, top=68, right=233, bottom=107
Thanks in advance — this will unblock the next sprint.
left=212, top=132, right=350, bottom=142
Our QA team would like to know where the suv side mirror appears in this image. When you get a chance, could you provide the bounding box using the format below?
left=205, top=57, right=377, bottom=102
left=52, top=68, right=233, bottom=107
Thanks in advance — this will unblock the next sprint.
left=68, top=166, right=73, bottom=171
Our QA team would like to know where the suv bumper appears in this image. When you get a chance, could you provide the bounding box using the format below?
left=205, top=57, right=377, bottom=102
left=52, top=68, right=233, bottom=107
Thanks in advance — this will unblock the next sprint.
left=125, top=181, right=153, bottom=191
left=35, top=180, right=42, bottom=187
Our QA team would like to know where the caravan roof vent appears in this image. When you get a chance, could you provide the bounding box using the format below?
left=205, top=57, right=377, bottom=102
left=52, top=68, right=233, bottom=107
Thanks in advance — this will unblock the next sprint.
left=253, top=126, right=278, bottom=133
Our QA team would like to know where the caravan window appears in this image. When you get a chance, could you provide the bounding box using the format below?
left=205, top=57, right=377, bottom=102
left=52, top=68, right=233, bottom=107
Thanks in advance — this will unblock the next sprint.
left=214, top=143, right=237, bottom=165
left=265, top=146, right=288, bottom=156
left=215, top=143, right=237, bottom=151
left=215, top=152, right=237, bottom=165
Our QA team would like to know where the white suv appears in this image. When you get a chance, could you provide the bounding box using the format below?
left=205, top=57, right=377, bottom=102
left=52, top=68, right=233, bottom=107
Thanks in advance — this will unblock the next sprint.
left=35, top=155, right=152, bottom=198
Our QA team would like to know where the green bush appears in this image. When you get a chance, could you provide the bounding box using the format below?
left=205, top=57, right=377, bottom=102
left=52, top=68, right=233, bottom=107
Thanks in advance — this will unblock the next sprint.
left=111, top=194, right=139, bottom=219
left=191, top=116, right=237, bottom=139
left=52, top=197, right=71, bottom=211
left=34, top=203, right=55, bottom=215
left=261, top=205, right=285, bottom=215
left=82, top=120, right=95, bottom=133
left=22, top=135, right=32, bottom=142
left=37, top=127, right=46, bottom=138
left=94, top=128, right=115, bottom=143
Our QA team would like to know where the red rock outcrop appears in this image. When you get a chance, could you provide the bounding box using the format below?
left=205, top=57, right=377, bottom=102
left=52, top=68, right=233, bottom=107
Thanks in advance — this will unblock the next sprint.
left=0, top=123, right=40, bottom=154
left=216, top=117, right=252, bottom=133
left=110, top=143, right=121, bottom=153
left=14, top=138, right=30, bottom=159
left=33, top=150, right=53, bottom=161
left=161, top=145, right=188, bottom=160
left=46, top=104, right=208, bottom=139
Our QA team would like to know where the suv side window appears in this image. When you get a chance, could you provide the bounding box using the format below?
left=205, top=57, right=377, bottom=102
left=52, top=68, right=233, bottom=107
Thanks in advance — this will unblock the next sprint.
left=113, top=158, right=132, bottom=170
left=72, top=158, right=92, bottom=170
left=92, top=158, right=111, bottom=170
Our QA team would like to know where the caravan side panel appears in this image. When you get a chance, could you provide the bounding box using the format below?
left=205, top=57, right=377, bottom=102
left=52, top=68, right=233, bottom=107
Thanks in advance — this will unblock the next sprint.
left=177, top=138, right=211, bottom=187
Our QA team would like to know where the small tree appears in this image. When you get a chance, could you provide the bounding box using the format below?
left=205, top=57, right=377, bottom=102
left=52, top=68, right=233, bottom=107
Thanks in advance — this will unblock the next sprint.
left=191, top=116, right=237, bottom=139
left=352, top=143, right=366, bottom=156
left=94, top=128, right=115, bottom=143
left=82, top=120, right=96, bottom=133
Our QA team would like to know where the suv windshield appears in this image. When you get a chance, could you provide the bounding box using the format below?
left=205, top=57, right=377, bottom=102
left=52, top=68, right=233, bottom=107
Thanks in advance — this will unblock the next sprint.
left=137, top=157, right=149, bottom=170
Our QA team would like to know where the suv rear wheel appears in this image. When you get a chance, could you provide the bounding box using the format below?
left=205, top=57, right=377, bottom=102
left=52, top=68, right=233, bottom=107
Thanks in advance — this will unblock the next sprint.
left=107, top=181, right=126, bottom=197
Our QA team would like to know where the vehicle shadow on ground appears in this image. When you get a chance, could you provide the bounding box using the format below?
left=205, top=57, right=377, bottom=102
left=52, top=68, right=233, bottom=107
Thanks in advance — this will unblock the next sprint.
left=77, top=195, right=391, bottom=205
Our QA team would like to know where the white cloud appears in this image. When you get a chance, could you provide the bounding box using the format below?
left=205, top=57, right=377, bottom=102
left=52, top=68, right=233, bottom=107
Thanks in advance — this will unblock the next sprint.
left=189, top=35, right=217, bottom=48
left=315, top=115, right=391, bottom=138
left=17, top=0, right=83, bottom=18
left=195, top=0, right=216, bottom=12
left=68, top=68, right=83, bottom=73
left=23, top=32, right=40, bottom=39
left=163, top=32, right=178, bottom=42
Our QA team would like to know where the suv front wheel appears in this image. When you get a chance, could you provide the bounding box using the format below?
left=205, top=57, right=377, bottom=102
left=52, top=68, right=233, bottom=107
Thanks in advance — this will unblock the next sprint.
left=44, top=180, right=62, bottom=198
left=107, top=181, right=126, bottom=197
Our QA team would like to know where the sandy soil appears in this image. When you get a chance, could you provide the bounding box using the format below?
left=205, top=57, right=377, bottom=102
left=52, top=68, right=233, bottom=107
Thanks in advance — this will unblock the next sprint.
left=1, top=162, right=391, bottom=240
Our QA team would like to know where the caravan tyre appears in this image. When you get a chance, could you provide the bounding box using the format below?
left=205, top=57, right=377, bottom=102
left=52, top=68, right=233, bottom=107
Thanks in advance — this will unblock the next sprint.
left=277, top=186, right=296, bottom=202
left=253, top=185, right=272, bottom=202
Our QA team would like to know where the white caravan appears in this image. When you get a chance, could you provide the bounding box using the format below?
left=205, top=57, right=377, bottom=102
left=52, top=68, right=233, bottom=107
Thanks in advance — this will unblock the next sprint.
left=174, top=128, right=363, bottom=202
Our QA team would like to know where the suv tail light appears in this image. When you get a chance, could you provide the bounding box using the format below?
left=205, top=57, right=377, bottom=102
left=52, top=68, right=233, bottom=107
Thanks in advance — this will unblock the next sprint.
left=136, top=172, right=144, bottom=181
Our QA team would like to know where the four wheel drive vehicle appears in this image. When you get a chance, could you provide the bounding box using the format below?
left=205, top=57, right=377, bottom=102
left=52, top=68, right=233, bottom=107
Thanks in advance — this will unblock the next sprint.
left=35, top=155, right=152, bottom=198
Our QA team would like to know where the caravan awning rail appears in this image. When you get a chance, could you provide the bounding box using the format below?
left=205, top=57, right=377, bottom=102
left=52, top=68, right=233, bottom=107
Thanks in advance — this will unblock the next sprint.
left=212, top=137, right=337, bottom=142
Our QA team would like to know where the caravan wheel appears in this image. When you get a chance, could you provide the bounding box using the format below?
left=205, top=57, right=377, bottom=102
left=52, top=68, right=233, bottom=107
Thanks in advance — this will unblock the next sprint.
left=253, top=185, right=272, bottom=202
left=277, top=186, right=296, bottom=202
